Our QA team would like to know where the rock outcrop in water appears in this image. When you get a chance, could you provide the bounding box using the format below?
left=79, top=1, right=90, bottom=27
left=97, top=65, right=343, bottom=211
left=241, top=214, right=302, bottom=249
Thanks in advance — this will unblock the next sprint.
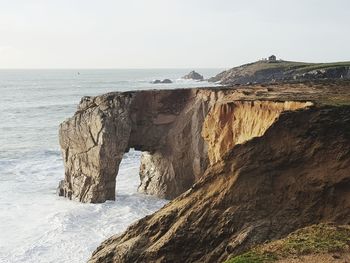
left=183, top=70, right=204, bottom=80
left=151, top=79, right=173, bottom=84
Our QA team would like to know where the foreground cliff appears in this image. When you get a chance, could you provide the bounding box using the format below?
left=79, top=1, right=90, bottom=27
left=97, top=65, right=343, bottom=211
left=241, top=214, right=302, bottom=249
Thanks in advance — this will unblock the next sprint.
left=57, top=80, right=350, bottom=262
left=89, top=103, right=350, bottom=263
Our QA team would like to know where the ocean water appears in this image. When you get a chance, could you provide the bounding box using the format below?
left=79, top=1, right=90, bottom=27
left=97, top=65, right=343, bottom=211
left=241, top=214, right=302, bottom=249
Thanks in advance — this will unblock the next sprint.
left=0, top=69, right=221, bottom=263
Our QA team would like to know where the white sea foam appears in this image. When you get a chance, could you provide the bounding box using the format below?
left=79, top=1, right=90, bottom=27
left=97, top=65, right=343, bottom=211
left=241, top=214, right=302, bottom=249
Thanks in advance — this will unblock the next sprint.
left=0, top=69, right=221, bottom=263
left=0, top=150, right=167, bottom=263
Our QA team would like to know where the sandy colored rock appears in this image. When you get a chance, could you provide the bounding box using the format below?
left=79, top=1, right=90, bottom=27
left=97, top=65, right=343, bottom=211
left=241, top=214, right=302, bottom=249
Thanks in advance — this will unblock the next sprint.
left=202, top=100, right=312, bottom=164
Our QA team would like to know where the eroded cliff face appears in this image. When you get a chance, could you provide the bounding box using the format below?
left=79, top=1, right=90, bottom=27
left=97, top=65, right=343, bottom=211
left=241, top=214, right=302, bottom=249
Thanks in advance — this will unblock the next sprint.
left=89, top=105, right=350, bottom=263
left=202, top=101, right=312, bottom=164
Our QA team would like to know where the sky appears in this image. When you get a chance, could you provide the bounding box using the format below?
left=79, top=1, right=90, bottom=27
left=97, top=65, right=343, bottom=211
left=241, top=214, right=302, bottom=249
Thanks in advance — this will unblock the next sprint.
left=0, top=0, right=349, bottom=69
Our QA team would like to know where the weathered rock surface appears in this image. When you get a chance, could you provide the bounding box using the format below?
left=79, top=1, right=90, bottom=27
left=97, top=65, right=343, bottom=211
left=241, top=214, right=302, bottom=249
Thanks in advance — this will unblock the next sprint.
left=58, top=89, right=216, bottom=202
left=89, top=104, right=350, bottom=263
left=183, top=70, right=204, bottom=80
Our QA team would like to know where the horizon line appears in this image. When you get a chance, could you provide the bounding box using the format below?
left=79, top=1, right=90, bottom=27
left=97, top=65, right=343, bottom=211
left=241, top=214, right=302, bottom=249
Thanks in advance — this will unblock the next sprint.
left=0, top=67, right=227, bottom=70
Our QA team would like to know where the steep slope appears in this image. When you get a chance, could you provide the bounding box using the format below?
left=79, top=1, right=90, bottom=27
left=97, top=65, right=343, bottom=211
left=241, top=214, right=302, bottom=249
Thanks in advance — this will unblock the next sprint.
left=209, top=60, right=350, bottom=84
left=89, top=105, right=350, bottom=263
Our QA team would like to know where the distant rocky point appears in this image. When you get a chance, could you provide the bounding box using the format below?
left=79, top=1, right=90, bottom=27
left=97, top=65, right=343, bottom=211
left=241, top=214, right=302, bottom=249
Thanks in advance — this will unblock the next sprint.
left=151, top=79, right=172, bottom=84
left=183, top=70, right=204, bottom=80
left=209, top=58, right=350, bottom=84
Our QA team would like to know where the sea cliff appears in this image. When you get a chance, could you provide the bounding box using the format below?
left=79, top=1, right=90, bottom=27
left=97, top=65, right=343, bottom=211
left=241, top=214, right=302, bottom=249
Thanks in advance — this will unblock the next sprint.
left=58, top=80, right=350, bottom=262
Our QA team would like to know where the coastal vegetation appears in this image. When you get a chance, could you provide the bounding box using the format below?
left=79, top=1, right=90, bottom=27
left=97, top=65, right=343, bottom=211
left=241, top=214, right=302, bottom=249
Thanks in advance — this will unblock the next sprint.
left=225, top=224, right=350, bottom=263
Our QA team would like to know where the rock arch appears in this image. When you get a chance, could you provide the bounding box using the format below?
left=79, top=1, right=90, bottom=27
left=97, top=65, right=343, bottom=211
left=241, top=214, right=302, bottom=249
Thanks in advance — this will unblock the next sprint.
left=57, top=88, right=311, bottom=203
left=58, top=89, right=211, bottom=203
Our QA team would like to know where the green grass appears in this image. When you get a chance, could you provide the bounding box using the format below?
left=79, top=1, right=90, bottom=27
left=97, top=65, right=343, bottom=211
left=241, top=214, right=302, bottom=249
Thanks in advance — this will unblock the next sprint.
left=317, top=97, right=350, bottom=107
left=281, top=224, right=350, bottom=255
left=224, top=224, right=350, bottom=263
left=225, top=251, right=276, bottom=263
left=239, top=61, right=310, bottom=72
left=235, top=60, right=350, bottom=75
left=293, top=61, right=350, bottom=73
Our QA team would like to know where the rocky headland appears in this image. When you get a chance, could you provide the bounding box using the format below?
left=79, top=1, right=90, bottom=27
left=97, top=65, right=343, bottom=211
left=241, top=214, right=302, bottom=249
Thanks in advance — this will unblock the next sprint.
left=209, top=60, right=350, bottom=85
left=57, top=63, right=350, bottom=262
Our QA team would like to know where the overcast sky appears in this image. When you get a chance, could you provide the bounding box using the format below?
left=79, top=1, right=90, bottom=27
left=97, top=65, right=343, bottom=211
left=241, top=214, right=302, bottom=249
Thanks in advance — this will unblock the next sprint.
left=0, top=0, right=349, bottom=68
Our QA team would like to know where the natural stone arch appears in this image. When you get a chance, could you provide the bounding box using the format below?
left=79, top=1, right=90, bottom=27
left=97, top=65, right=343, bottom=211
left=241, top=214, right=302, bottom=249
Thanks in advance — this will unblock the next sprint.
left=58, top=89, right=211, bottom=203
left=57, top=87, right=312, bottom=203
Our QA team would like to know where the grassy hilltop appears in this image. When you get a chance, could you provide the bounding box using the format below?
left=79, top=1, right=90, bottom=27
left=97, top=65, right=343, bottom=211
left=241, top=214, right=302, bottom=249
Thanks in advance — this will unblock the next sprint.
left=209, top=59, right=350, bottom=84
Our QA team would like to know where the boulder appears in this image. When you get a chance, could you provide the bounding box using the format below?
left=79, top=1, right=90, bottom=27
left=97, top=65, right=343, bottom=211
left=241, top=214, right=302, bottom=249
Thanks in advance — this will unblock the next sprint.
left=150, top=79, right=173, bottom=84
left=161, top=78, right=172, bottom=83
left=183, top=70, right=204, bottom=80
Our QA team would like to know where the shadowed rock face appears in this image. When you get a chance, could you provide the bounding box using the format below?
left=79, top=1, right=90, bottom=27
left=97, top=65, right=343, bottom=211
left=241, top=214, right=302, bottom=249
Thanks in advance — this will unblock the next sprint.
left=89, top=106, right=350, bottom=263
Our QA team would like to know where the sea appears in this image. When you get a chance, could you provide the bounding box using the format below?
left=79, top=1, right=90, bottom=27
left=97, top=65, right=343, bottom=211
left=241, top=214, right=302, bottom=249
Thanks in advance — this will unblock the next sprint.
left=0, top=69, right=221, bottom=263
